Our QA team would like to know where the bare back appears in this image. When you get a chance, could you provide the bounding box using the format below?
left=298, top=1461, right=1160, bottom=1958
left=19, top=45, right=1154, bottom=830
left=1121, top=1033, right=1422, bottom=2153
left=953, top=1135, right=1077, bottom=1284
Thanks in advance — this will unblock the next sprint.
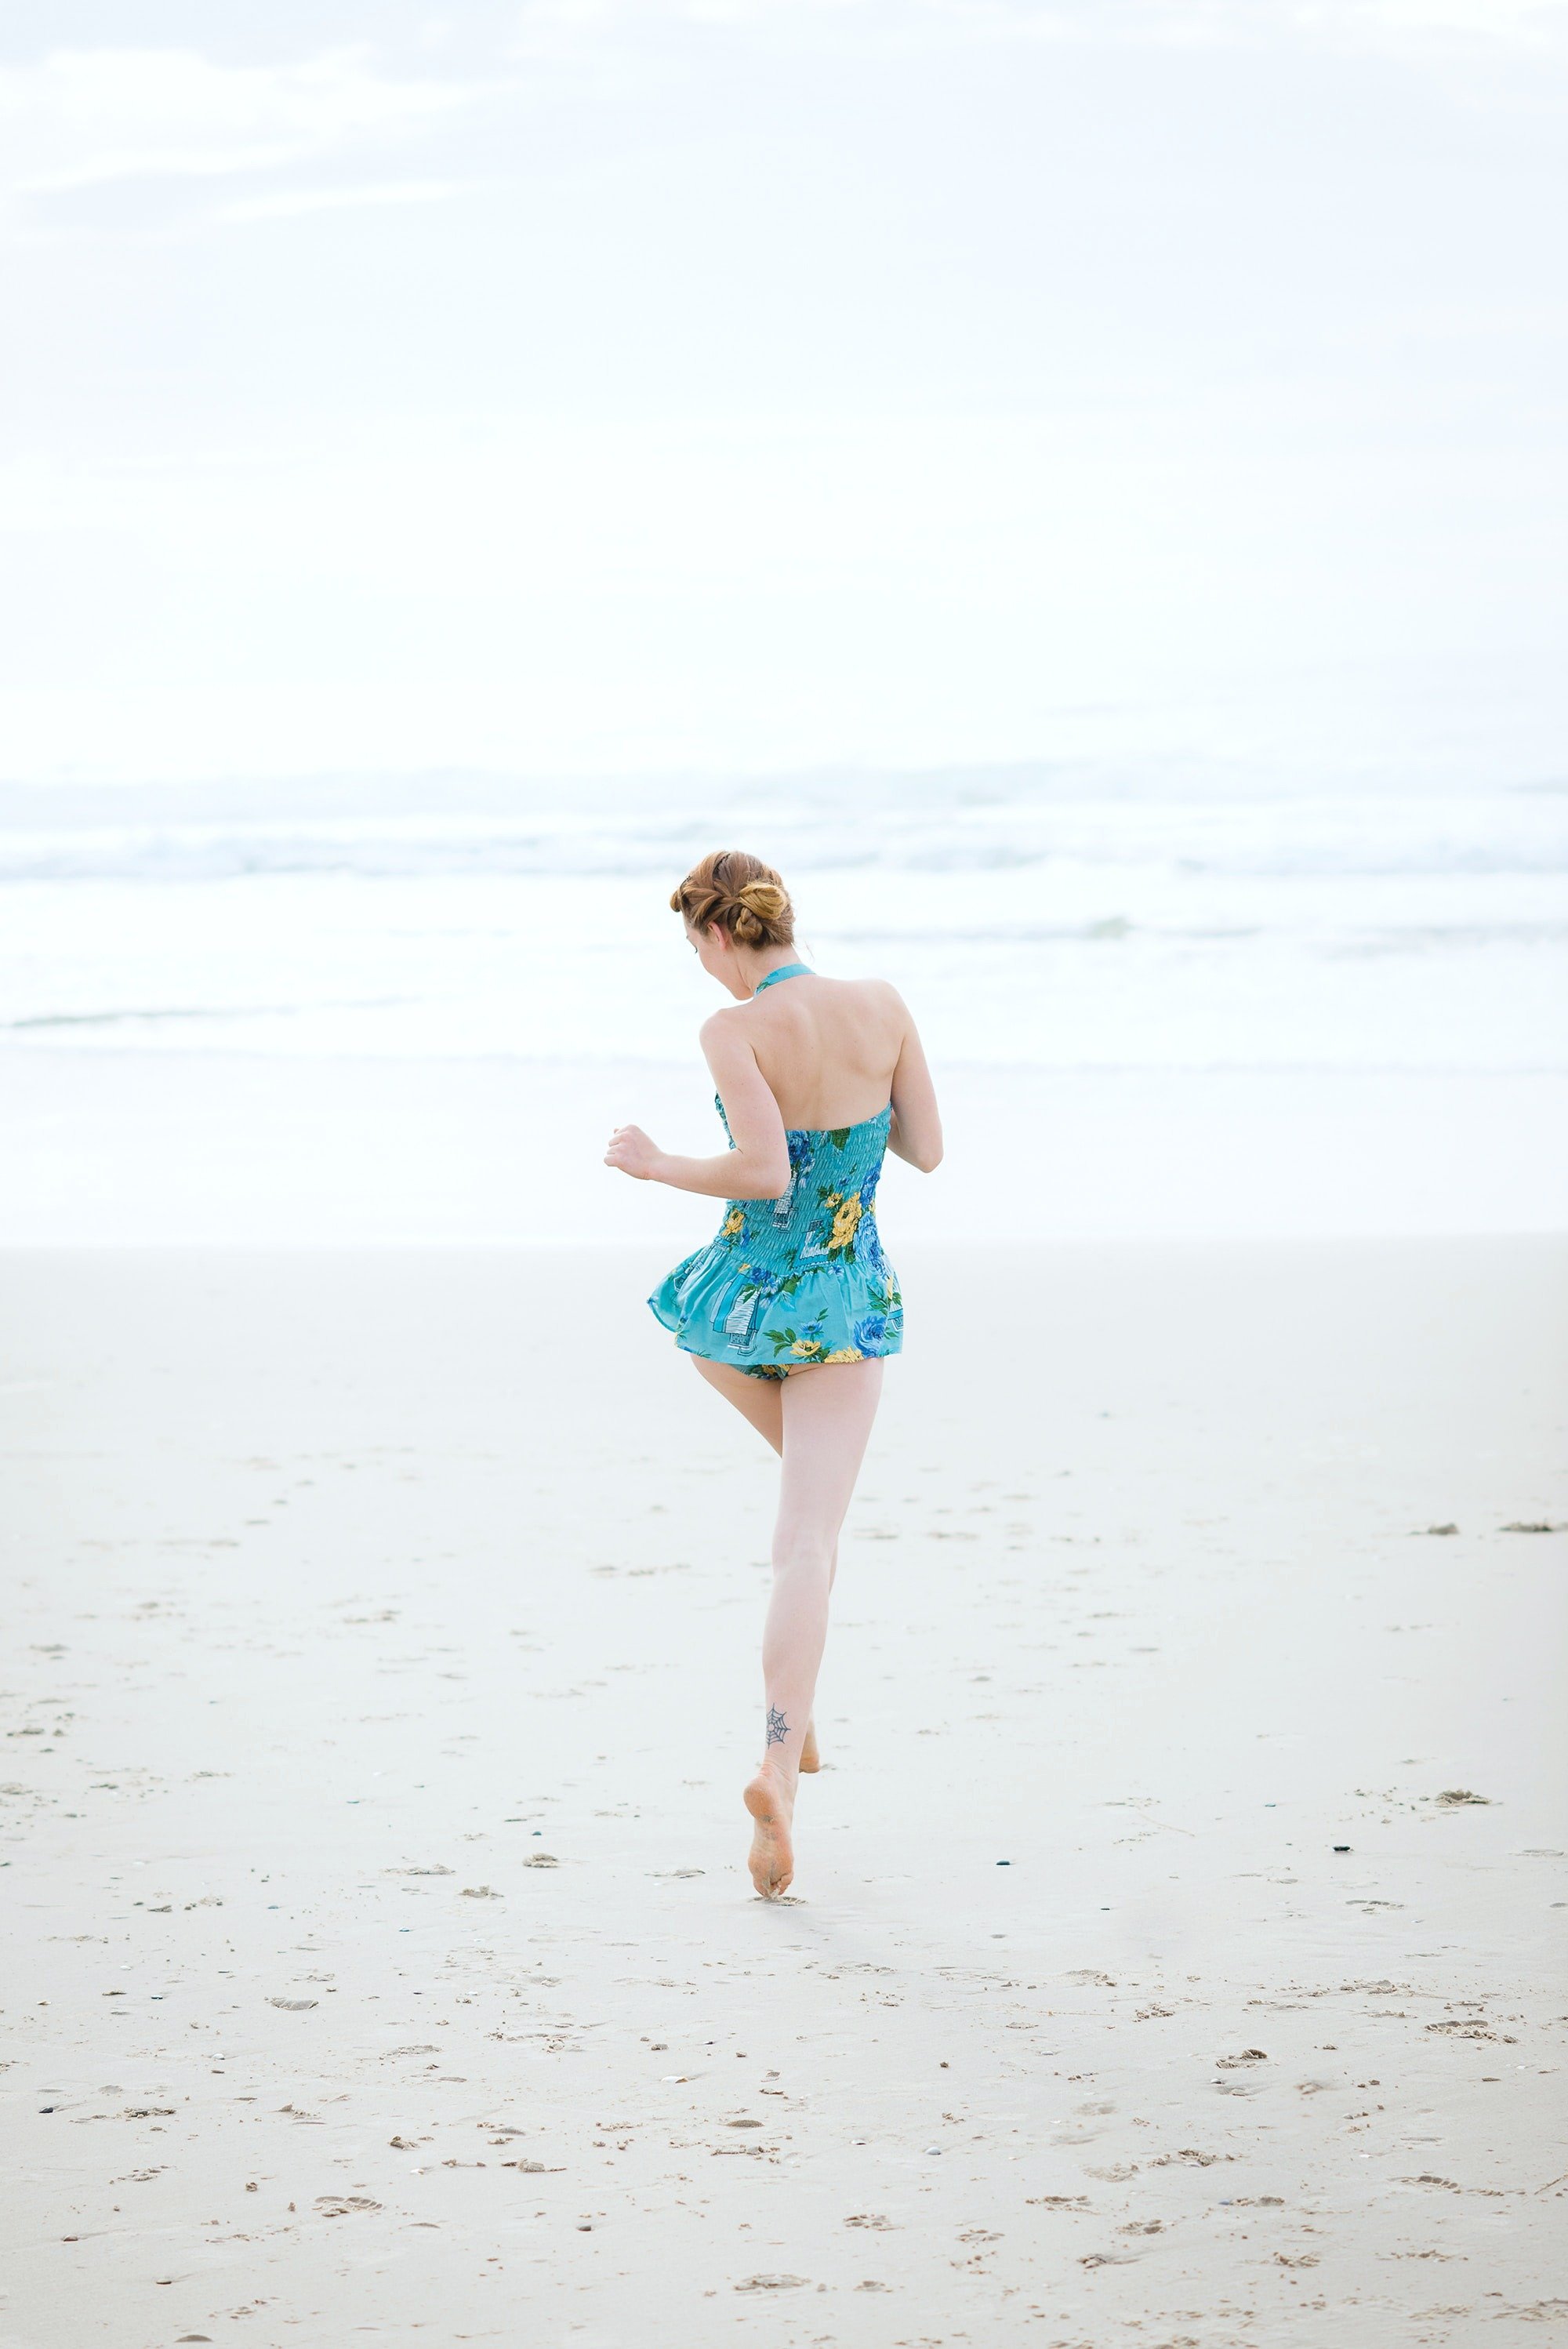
left=728, top=973, right=905, bottom=1129
left=693, top=964, right=942, bottom=1182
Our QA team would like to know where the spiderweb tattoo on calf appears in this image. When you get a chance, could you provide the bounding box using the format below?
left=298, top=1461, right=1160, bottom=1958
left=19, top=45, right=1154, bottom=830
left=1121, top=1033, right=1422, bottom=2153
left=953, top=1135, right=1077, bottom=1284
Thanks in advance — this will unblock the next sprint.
left=766, top=1705, right=789, bottom=1748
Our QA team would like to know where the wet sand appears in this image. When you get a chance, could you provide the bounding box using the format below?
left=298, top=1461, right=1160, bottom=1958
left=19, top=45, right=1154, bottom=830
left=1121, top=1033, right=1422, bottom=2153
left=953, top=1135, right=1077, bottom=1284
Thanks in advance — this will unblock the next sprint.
left=2, top=1241, right=1565, bottom=2347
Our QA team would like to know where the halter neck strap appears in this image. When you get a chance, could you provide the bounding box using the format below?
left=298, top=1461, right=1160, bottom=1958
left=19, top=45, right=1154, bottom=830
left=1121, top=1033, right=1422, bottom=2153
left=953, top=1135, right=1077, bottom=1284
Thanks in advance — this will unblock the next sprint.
left=752, top=962, right=814, bottom=995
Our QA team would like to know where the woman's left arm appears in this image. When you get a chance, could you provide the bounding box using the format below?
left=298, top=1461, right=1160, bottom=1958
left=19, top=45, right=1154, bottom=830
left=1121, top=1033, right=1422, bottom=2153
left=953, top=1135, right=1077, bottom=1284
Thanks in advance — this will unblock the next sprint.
left=605, top=1012, right=790, bottom=1200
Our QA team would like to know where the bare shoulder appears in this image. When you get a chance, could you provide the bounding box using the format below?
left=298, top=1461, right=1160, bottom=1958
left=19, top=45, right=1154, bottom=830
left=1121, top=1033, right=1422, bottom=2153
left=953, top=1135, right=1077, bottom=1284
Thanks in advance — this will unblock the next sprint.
left=698, top=1005, right=765, bottom=1076
left=699, top=1003, right=753, bottom=1050
left=837, top=975, right=910, bottom=1028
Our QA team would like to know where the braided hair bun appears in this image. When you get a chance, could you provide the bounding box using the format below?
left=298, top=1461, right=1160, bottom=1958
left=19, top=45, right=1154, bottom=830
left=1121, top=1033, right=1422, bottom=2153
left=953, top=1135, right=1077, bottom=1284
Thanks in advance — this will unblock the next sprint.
left=670, top=851, right=794, bottom=948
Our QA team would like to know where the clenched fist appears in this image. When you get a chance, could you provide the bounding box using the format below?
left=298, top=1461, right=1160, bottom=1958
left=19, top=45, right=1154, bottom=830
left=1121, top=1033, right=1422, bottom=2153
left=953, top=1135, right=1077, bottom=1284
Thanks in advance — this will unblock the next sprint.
left=604, top=1124, right=663, bottom=1181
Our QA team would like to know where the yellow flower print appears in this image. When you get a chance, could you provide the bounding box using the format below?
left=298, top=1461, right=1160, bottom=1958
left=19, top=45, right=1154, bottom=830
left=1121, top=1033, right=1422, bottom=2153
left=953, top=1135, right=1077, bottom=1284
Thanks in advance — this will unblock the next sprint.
left=721, top=1207, right=745, bottom=1239
left=822, top=1347, right=862, bottom=1363
left=828, top=1193, right=862, bottom=1252
left=791, top=1337, right=824, bottom=1357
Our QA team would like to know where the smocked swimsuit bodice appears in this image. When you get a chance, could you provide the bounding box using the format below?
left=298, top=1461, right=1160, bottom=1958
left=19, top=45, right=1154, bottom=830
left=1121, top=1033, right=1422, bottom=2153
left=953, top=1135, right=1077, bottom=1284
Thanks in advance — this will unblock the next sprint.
left=647, top=964, right=904, bottom=1378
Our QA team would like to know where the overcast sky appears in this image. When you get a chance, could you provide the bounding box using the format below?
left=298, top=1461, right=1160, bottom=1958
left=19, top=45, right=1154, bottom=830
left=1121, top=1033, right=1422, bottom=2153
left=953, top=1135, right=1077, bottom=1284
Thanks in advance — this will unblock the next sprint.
left=2, top=0, right=1565, bottom=787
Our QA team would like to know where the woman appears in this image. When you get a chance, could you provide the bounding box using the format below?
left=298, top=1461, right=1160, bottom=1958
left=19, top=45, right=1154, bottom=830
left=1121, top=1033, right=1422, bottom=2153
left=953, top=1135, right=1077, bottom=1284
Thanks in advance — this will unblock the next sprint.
left=605, top=850, right=942, bottom=1897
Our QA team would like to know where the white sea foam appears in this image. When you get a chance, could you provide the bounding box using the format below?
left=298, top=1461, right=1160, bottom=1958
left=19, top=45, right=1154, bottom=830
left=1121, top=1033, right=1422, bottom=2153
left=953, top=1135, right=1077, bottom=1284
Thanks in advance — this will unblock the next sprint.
left=4, top=768, right=1563, bottom=1241
left=2, top=769, right=1564, bottom=1076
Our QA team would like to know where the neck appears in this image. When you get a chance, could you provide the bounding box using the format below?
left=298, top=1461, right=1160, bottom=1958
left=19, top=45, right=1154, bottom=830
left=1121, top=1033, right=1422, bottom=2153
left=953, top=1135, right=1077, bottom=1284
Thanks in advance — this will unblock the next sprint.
left=735, top=950, right=804, bottom=998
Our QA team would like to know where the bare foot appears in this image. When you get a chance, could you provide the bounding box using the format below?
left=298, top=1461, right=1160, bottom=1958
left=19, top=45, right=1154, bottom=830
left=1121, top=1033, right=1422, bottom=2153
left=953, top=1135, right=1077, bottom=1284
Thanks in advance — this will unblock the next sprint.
left=798, top=1720, right=821, bottom=1774
left=743, top=1761, right=796, bottom=1897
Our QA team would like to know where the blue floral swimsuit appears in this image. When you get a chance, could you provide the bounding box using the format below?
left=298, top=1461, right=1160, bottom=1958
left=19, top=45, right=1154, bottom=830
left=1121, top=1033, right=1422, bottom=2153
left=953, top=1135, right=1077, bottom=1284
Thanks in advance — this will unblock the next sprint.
left=648, top=964, right=904, bottom=1379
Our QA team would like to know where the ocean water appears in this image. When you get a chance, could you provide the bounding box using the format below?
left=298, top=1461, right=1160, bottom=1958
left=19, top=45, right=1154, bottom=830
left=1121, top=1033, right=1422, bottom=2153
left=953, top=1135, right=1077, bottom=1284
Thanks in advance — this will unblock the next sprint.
left=3, top=768, right=1565, bottom=1243
left=5, top=768, right=1566, bottom=1071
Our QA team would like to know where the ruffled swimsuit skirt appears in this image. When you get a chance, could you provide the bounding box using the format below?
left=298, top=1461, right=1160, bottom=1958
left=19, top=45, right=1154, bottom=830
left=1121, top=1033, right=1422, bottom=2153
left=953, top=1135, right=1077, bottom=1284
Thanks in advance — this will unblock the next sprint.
left=648, top=1096, right=904, bottom=1380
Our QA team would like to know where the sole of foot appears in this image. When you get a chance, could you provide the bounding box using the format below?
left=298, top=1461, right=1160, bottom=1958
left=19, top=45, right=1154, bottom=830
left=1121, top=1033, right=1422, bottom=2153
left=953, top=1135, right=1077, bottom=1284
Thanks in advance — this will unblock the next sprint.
left=743, top=1765, right=796, bottom=1898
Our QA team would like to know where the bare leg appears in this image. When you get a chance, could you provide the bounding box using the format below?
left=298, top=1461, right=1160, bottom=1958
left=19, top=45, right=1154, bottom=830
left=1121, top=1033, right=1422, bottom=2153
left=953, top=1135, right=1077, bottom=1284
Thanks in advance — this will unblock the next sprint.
left=691, top=1356, right=782, bottom=1451
left=745, top=1359, right=884, bottom=1897
left=691, top=1359, right=833, bottom=1768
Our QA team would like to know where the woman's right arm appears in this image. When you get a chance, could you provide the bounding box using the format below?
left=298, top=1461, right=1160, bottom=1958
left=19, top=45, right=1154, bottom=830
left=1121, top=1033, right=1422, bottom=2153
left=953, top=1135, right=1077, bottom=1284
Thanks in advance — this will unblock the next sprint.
left=886, top=1000, right=943, bottom=1172
left=604, top=1010, right=791, bottom=1199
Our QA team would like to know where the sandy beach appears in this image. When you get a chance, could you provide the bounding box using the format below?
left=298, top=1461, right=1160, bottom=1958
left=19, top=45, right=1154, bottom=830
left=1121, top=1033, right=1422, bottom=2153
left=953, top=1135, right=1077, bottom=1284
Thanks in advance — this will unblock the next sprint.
left=2, top=1239, right=1565, bottom=2347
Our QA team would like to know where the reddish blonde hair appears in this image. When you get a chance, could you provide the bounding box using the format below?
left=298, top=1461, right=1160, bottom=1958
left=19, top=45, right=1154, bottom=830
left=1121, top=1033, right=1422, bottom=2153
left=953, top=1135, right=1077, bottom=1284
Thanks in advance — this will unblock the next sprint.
left=670, top=849, right=794, bottom=948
